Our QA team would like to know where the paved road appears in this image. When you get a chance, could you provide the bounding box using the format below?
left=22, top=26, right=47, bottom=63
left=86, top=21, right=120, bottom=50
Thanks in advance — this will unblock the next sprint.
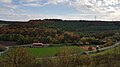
left=83, top=42, right=120, bottom=54
left=0, top=47, right=9, bottom=56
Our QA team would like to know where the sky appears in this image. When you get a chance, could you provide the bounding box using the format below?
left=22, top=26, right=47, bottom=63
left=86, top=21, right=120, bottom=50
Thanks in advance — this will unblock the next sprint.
left=0, top=0, right=120, bottom=21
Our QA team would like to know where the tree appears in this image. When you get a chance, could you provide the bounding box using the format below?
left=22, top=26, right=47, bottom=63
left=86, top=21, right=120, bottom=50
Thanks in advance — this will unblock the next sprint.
left=0, top=44, right=6, bottom=51
left=3, top=47, right=34, bottom=67
left=47, top=36, right=53, bottom=43
left=58, top=34, right=64, bottom=42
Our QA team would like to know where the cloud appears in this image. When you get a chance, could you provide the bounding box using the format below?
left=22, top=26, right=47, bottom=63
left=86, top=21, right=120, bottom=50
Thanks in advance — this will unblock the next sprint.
left=20, top=0, right=70, bottom=7
left=0, top=0, right=27, bottom=21
left=0, top=0, right=12, bottom=4
left=0, top=5, right=17, bottom=15
left=0, top=0, right=18, bottom=12
left=47, top=0, right=69, bottom=5
left=1, top=0, right=120, bottom=21
left=1, top=12, right=120, bottom=21
left=19, top=0, right=120, bottom=15
left=0, top=13, right=30, bottom=21
left=63, top=0, right=120, bottom=21
left=20, top=0, right=47, bottom=7
left=72, top=0, right=120, bottom=14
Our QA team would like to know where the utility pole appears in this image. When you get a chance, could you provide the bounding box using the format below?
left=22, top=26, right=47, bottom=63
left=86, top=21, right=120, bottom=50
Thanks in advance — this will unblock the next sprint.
left=94, top=15, right=96, bottom=21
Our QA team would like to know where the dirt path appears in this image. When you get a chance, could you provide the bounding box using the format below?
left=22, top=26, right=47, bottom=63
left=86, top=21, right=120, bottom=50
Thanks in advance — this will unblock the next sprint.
left=80, top=46, right=96, bottom=51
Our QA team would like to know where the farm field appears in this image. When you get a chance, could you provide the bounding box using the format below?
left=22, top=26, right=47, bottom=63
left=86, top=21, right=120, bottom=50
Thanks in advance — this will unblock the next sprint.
left=27, top=46, right=84, bottom=57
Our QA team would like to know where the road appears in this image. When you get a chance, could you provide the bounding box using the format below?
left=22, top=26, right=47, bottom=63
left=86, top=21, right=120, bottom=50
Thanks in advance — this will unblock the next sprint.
left=0, top=47, right=9, bottom=56
left=82, top=42, right=120, bottom=54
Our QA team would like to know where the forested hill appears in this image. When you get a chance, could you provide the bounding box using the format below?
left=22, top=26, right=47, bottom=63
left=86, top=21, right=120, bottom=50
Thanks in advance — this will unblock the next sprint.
left=1, top=19, right=120, bottom=23
left=0, top=19, right=120, bottom=45
left=1, top=19, right=120, bottom=33
left=0, top=20, right=27, bottom=24
left=27, top=19, right=120, bottom=32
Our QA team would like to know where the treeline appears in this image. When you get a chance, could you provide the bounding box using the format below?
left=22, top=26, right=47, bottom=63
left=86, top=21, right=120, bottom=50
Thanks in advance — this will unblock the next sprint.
left=29, top=19, right=120, bottom=22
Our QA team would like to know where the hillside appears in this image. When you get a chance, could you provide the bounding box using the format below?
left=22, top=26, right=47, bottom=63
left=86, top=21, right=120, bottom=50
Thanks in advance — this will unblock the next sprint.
left=0, top=19, right=120, bottom=45
left=33, top=20, right=120, bottom=33
left=1, top=19, right=120, bottom=32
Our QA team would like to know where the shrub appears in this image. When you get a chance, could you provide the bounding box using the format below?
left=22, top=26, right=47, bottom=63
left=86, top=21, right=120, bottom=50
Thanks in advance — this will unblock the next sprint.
left=0, top=44, right=6, bottom=51
left=88, top=46, right=93, bottom=51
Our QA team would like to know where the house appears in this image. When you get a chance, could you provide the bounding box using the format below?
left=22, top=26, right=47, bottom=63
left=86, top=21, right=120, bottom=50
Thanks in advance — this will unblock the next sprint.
left=32, top=43, right=44, bottom=47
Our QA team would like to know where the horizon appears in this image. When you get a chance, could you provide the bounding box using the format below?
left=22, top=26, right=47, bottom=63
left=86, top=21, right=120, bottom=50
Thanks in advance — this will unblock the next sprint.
left=0, top=0, right=120, bottom=21
left=0, top=18, right=120, bottom=22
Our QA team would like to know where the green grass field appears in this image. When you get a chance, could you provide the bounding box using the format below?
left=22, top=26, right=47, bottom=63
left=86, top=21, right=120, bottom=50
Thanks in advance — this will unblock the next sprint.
left=27, top=46, right=84, bottom=57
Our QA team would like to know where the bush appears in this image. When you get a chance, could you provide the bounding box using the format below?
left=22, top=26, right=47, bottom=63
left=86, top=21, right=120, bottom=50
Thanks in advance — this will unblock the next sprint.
left=88, top=46, right=93, bottom=51
left=0, top=44, right=6, bottom=51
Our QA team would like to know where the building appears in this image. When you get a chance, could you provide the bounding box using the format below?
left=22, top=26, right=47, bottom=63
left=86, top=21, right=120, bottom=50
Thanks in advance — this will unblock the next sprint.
left=32, top=43, right=44, bottom=47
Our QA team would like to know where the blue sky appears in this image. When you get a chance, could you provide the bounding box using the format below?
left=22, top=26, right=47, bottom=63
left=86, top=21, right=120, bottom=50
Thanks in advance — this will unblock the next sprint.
left=0, top=0, right=120, bottom=21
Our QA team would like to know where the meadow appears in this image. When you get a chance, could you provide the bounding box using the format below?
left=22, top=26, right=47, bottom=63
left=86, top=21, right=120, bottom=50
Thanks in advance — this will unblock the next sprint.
left=27, top=46, right=84, bottom=57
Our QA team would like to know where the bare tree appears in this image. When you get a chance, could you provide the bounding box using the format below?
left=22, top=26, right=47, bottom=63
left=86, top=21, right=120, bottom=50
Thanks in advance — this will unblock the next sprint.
left=3, top=47, right=34, bottom=67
